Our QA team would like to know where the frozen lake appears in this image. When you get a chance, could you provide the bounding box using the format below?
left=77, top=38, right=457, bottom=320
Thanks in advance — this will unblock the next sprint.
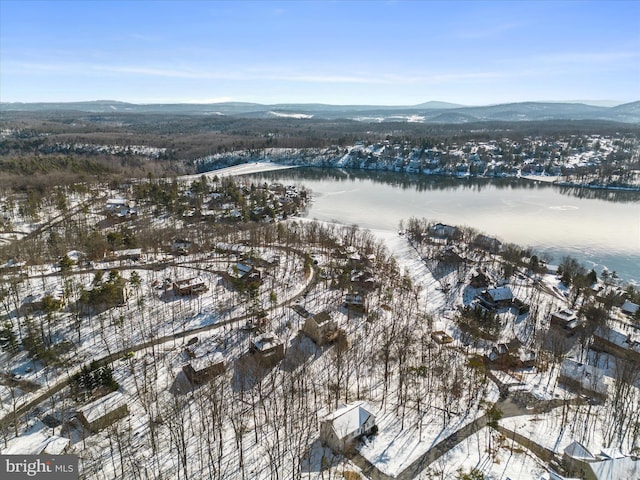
left=246, top=168, right=640, bottom=284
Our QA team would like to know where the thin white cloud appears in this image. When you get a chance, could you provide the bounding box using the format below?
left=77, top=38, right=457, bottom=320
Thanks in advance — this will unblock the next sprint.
left=534, top=51, right=639, bottom=64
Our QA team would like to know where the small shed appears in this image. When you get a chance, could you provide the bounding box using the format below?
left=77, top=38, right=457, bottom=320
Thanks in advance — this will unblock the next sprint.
left=77, top=391, right=129, bottom=433
left=320, top=401, right=376, bottom=453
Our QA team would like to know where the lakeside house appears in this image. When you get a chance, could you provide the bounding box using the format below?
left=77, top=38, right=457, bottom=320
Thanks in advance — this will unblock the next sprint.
left=320, top=401, right=376, bottom=453
left=77, top=391, right=129, bottom=433
left=427, top=223, right=462, bottom=241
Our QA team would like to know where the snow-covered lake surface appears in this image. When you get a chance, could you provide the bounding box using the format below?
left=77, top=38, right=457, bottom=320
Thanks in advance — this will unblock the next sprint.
left=246, top=167, right=640, bottom=284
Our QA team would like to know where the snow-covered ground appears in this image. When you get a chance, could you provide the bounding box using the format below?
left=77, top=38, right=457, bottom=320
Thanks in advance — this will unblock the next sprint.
left=2, top=187, right=639, bottom=480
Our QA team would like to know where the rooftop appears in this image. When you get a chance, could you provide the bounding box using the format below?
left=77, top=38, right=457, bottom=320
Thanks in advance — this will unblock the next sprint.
left=79, top=391, right=126, bottom=424
left=324, top=401, right=374, bottom=438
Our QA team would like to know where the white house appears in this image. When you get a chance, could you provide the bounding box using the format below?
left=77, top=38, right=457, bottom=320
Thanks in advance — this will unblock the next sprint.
left=562, top=440, right=640, bottom=480
left=320, top=401, right=376, bottom=453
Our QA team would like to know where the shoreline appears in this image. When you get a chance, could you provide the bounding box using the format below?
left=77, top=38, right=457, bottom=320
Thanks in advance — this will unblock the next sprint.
left=180, top=162, right=298, bottom=182
left=199, top=161, right=640, bottom=192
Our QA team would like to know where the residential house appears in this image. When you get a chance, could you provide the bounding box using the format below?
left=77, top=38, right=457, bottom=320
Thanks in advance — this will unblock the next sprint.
left=108, top=248, right=142, bottom=262
left=105, top=198, right=136, bottom=218
left=486, top=343, right=510, bottom=364
left=438, top=246, right=465, bottom=264
left=562, top=441, right=640, bottom=480
left=249, top=331, right=285, bottom=367
left=0, top=258, right=26, bottom=273
left=1, top=431, right=70, bottom=455
left=234, top=262, right=262, bottom=286
left=427, top=223, right=462, bottom=241
left=344, top=293, right=365, bottom=308
left=469, top=270, right=491, bottom=288
left=320, top=401, right=376, bottom=453
left=302, top=311, right=339, bottom=346
left=558, top=359, right=608, bottom=402
left=621, top=300, right=639, bottom=317
left=478, top=286, right=513, bottom=309
left=550, top=309, right=580, bottom=336
left=431, top=330, right=454, bottom=344
left=77, top=391, right=129, bottom=433
left=472, top=234, right=503, bottom=253
left=173, top=277, right=208, bottom=296
left=21, top=287, right=65, bottom=313
left=183, top=352, right=225, bottom=384
left=105, top=198, right=128, bottom=212
left=172, top=239, right=192, bottom=255
left=591, top=326, right=640, bottom=363
left=485, top=340, right=535, bottom=369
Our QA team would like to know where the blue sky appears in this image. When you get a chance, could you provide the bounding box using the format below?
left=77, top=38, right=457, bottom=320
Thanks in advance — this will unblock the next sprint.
left=1, top=0, right=638, bottom=105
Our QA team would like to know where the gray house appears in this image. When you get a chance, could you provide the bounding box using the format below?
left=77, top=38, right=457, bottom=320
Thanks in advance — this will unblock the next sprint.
left=320, top=401, right=376, bottom=453
left=77, top=391, right=129, bottom=433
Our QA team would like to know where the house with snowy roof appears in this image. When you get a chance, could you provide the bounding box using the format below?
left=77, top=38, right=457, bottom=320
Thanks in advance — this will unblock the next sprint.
left=173, top=276, right=208, bottom=296
left=302, top=311, right=338, bottom=346
left=77, top=391, right=129, bottom=433
left=427, top=223, right=461, bottom=241
left=478, top=286, right=513, bottom=309
left=591, top=326, right=640, bottom=363
left=562, top=441, right=640, bottom=480
left=183, top=351, right=225, bottom=384
left=550, top=309, right=581, bottom=336
left=320, top=401, right=376, bottom=453
left=558, top=359, right=608, bottom=402
left=1, top=431, right=70, bottom=455
left=621, top=300, right=639, bottom=316
left=249, top=331, right=285, bottom=367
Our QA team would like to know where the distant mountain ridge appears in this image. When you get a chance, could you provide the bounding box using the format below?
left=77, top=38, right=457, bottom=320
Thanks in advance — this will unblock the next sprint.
left=2, top=100, right=639, bottom=123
